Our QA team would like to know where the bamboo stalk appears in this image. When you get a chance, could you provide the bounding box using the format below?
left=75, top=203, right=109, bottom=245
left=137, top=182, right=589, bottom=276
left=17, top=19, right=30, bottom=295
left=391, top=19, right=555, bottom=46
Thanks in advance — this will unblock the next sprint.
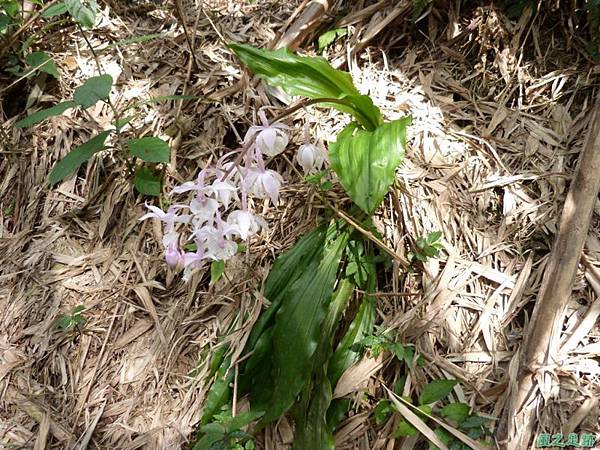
left=498, top=98, right=600, bottom=449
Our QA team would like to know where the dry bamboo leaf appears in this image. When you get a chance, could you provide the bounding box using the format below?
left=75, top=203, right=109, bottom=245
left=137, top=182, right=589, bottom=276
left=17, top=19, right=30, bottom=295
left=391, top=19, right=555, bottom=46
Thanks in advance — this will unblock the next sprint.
left=384, top=386, right=449, bottom=450
left=333, top=354, right=384, bottom=398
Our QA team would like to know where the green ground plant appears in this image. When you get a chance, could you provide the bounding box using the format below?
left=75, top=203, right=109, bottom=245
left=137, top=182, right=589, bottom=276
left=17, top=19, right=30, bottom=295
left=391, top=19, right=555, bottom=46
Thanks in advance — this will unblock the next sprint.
left=191, top=44, right=473, bottom=450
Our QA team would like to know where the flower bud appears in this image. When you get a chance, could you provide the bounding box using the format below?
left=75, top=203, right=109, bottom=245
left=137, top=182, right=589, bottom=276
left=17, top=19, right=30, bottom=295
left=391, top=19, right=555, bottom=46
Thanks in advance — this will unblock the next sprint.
left=256, top=128, right=288, bottom=157
left=296, top=143, right=325, bottom=174
left=165, top=241, right=183, bottom=267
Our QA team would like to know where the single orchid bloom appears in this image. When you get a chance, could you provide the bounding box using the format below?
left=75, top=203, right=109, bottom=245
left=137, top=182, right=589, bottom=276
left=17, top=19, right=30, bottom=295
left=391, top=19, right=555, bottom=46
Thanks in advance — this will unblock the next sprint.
left=139, top=203, right=190, bottom=232
left=182, top=244, right=207, bottom=282
left=209, top=179, right=238, bottom=209
left=191, top=213, right=239, bottom=261
left=171, top=168, right=211, bottom=195
left=296, top=143, right=325, bottom=174
left=245, top=166, right=283, bottom=205
left=243, top=146, right=283, bottom=205
left=183, top=243, right=207, bottom=269
left=227, top=209, right=268, bottom=240
left=244, top=110, right=289, bottom=157
left=190, top=197, right=219, bottom=227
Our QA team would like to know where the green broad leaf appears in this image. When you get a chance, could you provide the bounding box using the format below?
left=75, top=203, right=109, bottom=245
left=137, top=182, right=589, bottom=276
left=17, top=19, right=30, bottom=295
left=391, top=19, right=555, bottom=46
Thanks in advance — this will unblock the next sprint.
left=41, top=2, right=68, bottom=18
left=393, top=420, right=418, bottom=437
left=253, top=223, right=349, bottom=424
left=73, top=74, right=113, bottom=108
left=292, top=278, right=355, bottom=450
left=318, top=28, right=348, bottom=51
left=239, top=226, right=329, bottom=409
left=328, top=294, right=376, bottom=385
left=418, top=379, right=458, bottom=406
left=15, top=101, right=76, bottom=128
left=394, top=375, right=407, bottom=395
left=417, top=404, right=433, bottom=417
left=133, top=166, right=161, bottom=196
left=3, top=0, right=20, bottom=17
left=128, top=137, right=170, bottom=163
left=26, top=51, right=59, bottom=78
left=440, top=403, right=471, bottom=424
left=228, top=43, right=382, bottom=130
left=200, top=355, right=233, bottom=426
left=49, top=130, right=111, bottom=184
left=329, top=116, right=411, bottom=214
left=291, top=367, right=335, bottom=450
left=229, top=43, right=358, bottom=100
left=210, top=260, right=225, bottom=285
left=64, top=0, right=96, bottom=28
left=242, top=226, right=327, bottom=356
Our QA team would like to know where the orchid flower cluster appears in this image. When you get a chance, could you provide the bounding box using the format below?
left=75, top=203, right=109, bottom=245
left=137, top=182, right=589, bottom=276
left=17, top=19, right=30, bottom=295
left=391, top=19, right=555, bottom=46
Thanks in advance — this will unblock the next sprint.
left=140, top=111, right=326, bottom=281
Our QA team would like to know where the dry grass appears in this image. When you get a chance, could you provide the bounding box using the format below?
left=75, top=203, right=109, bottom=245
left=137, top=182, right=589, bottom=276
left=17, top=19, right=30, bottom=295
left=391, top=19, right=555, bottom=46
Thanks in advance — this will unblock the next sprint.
left=1, top=1, right=599, bottom=449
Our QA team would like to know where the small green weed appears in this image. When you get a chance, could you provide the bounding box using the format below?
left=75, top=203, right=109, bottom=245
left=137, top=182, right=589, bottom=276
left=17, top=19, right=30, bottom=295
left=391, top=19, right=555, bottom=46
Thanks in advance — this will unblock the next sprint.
left=409, top=231, right=443, bottom=264
left=55, top=305, right=86, bottom=330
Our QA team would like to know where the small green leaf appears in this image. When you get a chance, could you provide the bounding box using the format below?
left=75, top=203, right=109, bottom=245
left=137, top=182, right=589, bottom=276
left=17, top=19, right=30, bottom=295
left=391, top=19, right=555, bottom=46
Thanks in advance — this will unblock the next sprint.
left=227, top=410, right=264, bottom=432
left=133, top=166, right=161, bottom=196
left=114, top=115, right=136, bottom=131
left=393, top=420, right=418, bottom=437
left=200, top=423, right=226, bottom=435
left=429, top=427, right=453, bottom=450
left=128, top=137, right=170, bottom=163
left=49, top=130, right=111, bottom=184
left=193, top=432, right=224, bottom=450
left=418, top=379, right=458, bottom=405
left=55, top=305, right=86, bottom=330
left=0, top=14, right=11, bottom=33
left=64, top=0, right=96, bottom=28
left=460, top=415, right=487, bottom=429
left=15, top=101, right=77, bottom=128
left=440, top=403, right=471, bottom=424
left=329, top=116, right=411, bottom=214
left=210, top=260, right=225, bottom=285
left=317, top=28, right=347, bottom=51
left=394, top=375, right=407, bottom=395
left=417, top=404, right=433, bottom=417
left=389, top=342, right=405, bottom=360
left=73, top=74, right=113, bottom=108
left=373, top=400, right=394, bottom=425
left=26, top=51, right=59, bottom=78
left=42, top=2, right=68, bottom=18
left=427, top=231, right=442, bottom=244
